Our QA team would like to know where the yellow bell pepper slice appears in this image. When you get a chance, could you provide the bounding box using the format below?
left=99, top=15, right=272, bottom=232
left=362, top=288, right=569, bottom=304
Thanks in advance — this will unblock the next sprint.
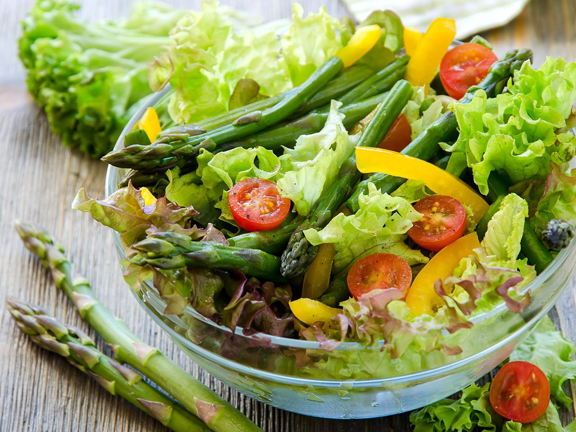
left=406, top=233, right=480, bottom=316
left=336, top=25, right=381, bottom=67
left=133, top=107, right=162, bottom=142
left=403, top=27, right=423, bottom=57
left=355, top=147, right=489, bottom=223
left=140, top=187, right=157, bottom=206
left=405, top=18, right=456, bottom=86
left=302, top=243, right=336, bottom=300
left=289, top=298, right=342, bottom=326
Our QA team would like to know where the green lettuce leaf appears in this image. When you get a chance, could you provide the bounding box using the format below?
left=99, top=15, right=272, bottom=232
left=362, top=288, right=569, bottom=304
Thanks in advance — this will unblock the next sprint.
left=277, top=101, right=358, bottom=215
left=409, top=383, right=501, bottom=432
left=442, top=57, right=576, bottom=195
left=153, top=1, right=352, bottom=124
left=280, top=4, right=349, bottom=86
left=482, top=193, right=528, bottom=267
left=404, top=86, right=454, bottom=140
left=510, top=315, right=576, bottom=408
left=303, top=182, right=427, bottom=273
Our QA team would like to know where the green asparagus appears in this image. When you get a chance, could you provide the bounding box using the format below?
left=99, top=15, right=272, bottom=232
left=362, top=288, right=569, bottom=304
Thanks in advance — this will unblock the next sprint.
left=280, top=80, right=414, bottom=279
left=119, top=90, right=400, bottom=190
left=102, top=57, right=345, bottom=169
left=7, top=297, right=210, bottom=432
left=187, top=63, right=378, bottom=133
left=228, top=217, right=304, bottom=254
left=345, top=48, right=534, bottom=213
left=15, top=220, right=263, bottom=432
left=130, top=231, right=286, bottom=283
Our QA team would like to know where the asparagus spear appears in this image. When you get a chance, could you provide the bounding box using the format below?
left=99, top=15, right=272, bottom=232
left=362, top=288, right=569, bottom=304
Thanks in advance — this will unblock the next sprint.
left=280, top=80, right=414, bottom=279
left=102, top=57, right=345, bottom=170
left=345, top=48, right=534, bottom=212
left=189, top=63, right=378, bottom=133
left=15, top=220, right=262, bottom=432
left=120, top=89, right=404, bottom=191
left=227, top=217, right=304, bottom=255
left=7, top=297, right=210, bottom=432
left=338, top=55, right=409, bottom=105
left=130, top=232, right=286, bottom=283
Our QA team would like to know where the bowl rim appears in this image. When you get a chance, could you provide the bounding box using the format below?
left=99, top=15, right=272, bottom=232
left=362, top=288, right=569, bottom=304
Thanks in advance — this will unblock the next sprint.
left=105, top=85, right=576, bottom=353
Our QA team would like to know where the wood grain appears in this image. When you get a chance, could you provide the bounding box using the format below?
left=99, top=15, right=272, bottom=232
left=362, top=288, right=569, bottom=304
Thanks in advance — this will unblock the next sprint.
left=0, top=0, right=575, bottom=431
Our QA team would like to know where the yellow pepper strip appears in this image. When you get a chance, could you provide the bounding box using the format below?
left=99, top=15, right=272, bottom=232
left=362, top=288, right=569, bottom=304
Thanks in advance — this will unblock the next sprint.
left=355, top=147, right=489, bottom=222
left=405, top=18, right=456, bottom=86
left=336, top=25, right=382, bottom=68
left=406, top=233, right=480, bottom=316
left=403, top=27, right=423, bottom=57
left=140, top=187, right=157, bottom=206
left=133, top=107, right=162, bottom=142
left=289, top=298, right=342, bottom=326
left=302, top=243, right=336, bottom=300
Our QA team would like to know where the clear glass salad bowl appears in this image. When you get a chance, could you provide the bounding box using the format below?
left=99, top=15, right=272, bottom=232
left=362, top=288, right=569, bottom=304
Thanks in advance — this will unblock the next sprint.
left=105, top=87, right=576, bottom=419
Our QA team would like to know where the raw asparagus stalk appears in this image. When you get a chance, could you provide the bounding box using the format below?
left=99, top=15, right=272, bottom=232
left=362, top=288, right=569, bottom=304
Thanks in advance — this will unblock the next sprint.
left=338, top=55, right=409, bottom=105
left=15, top=221, right=262, bottom=432
left=216, top=91, right=394, bottom=152
left=120, top=90, right=400, bottom=190
left=227, top=216, right=304, bottom=255
left=130, top=232, right=286, bottom=283
left=345, top=48, right=533, bottom=212
left=189, top=63, right=378, bottom=133
left=7, top=297, right=210, bottom=432
left=102, top=57, right=345, bottom=169
left=280, top=80, right=414, bottom=279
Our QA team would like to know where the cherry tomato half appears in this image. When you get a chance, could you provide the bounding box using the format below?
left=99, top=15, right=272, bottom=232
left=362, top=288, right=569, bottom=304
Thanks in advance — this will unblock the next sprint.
left=490, top=361, right=550, bottom=423
left=440, top=43, right=498, bottom=99
left=228, top=178, right=291, bottom=232
left=408, top=195, right=467, bottom=251
left=347, top=253, right=412, bottom=300
left=379, top=113, right=412, bottom=152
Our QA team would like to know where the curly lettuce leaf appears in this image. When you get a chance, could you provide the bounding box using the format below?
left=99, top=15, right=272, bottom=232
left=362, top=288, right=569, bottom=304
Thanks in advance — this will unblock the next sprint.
left=482, top=193, right=528, bottom=267
left=280, top=4, right=349, bottom=86
left=303, top=182, right=427, bottom=273
left=404, top=86, right=454, bottom=140
left=277, top=101, right=357, bottom=215
left=19, top=0, right=179, bottom=157
left=442, top=57, right=576, bottom=195
left=409, top=383, right=500, bottom=432
left=531, top=163, right=576, bottom=235
left=510, top=315, right=576, bottom=408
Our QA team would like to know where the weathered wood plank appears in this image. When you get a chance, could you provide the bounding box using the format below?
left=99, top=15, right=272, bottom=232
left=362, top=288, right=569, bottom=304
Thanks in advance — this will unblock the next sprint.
left=0, top=0, right=575, bottom=431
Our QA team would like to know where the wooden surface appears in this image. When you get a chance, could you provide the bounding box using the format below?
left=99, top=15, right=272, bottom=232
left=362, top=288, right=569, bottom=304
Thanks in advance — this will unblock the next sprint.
left=1, top=0, right=575, bottom=431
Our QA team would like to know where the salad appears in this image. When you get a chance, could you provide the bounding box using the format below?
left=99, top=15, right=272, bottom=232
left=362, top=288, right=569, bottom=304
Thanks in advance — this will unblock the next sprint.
left=71, top=0, right=576, bottom=423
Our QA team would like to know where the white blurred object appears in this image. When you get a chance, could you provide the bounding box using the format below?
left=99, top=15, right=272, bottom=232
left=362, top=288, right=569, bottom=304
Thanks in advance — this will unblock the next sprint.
left=342, top=0, right=530, bottom=39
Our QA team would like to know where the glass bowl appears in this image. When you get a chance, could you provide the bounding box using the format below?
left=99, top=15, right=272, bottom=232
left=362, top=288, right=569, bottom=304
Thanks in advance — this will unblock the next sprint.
left=105, top=86, right=576, bottom=419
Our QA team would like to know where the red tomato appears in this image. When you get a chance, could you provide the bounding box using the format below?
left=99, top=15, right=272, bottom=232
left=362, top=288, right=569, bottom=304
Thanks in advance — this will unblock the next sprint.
left=228, top=178, right=291, bottom=232
left=379, top=113, right=412, bottom=152
left=490, top=361, right=550, bottom=423
left=408, top=195, right=467, bottom=251
left=347, top=253, right=412, bottom=300
left=440, top=43, right=498, bottom=99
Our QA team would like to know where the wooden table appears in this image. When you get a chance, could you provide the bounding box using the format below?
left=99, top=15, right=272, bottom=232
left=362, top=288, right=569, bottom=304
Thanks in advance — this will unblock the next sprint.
left=1, top=0, right=575, bottom=430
